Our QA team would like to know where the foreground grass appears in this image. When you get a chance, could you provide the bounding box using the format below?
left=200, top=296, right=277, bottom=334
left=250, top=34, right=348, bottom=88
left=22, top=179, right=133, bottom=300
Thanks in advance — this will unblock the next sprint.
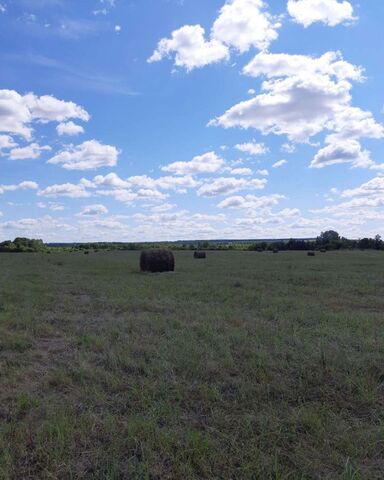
left=0, top=250, right=384, bottom=479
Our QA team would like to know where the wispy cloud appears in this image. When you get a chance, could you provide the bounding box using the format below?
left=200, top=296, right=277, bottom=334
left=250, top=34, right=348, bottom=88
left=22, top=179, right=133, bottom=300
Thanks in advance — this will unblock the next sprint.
left=3, top=53, right=137, bottom=96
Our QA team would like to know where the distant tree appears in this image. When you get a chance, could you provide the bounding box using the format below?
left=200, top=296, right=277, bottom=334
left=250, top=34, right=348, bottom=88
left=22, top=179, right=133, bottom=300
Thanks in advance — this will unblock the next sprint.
left=374, top=234, right=383, bottom=250
left=317, top=230, right=340, bottom=244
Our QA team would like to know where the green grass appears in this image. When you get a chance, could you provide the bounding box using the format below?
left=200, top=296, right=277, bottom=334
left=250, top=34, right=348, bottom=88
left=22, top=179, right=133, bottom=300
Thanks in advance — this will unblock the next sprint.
left=0, top=250, right=384, bottom=479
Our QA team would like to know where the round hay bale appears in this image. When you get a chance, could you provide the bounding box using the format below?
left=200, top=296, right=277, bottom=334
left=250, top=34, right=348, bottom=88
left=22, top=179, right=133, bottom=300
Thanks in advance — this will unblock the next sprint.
left=320, top=249, right=327, bottom=253
left=307, top=251, right=316, bottom=257
left=140, top=249, right=175, bottom=273
left=194, top=251, right=206, bottom=259
left=273, top=249, right=279, bottom=254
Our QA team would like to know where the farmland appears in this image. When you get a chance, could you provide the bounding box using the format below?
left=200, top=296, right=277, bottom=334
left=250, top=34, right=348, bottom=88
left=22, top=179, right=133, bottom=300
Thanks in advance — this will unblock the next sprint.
left=1, top=250, right=384, bottom=479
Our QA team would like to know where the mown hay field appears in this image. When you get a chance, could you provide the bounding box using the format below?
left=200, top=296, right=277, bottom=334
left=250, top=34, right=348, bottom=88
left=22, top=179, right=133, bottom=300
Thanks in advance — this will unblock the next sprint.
left=1, top=250, right=384, bottom=479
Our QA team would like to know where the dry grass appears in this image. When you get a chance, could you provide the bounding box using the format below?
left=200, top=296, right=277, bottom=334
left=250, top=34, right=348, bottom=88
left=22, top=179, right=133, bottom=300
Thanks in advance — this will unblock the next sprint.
left=1, top=250, right=384, bottom=479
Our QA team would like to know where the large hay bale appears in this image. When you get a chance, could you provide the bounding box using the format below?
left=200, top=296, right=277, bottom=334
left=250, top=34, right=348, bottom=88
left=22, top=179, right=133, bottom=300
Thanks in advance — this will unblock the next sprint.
left=140, top=249, right=175, bottom=273
left=194, top=251, right=206, bottom=259
left=307, top=251, right=315, bottom=257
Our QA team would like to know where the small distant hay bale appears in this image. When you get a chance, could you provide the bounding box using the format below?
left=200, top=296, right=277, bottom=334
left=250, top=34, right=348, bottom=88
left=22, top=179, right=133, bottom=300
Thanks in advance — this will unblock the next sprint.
left=307, top=251, right=316, bottom=257
left=84, top=251, right=89, bottom=255
left=194, top=251, right=206, bottom=259
left=320, top=249, right=327, bottom=253
left=273, top=249, right=279, bottom=254
left=140, top=249, right=175, bottom=273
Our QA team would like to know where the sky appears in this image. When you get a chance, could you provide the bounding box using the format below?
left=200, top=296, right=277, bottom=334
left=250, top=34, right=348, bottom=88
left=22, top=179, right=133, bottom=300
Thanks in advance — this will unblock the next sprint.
left=0, top=0, right=383, bottom=242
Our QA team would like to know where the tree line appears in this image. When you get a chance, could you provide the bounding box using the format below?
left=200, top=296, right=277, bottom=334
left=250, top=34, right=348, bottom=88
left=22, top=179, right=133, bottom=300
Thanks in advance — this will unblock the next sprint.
left=247, top=231, right=383, bottom=252
left=0, top=231, right=383, bottom=253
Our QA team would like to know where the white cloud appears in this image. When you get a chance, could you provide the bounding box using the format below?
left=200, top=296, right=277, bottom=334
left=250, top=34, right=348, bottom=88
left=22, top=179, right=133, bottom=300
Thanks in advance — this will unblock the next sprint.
left=217, top=193, right=284, bottom=209
left=0, top=89, right=89, bottom=139
left=97, top=189, right=137, bottom=203
left=287, top=0, right=356, bottom=28
left=211, top=0, right=281, bottom=53
left=310, top=140, right=372, bottom=169
left=98, top=187, right=167, bottom=203
left=341, top=176, right=384, bottom=199
left=256, top=169, right=269, bottom=176
left=0, top=134, right=17, bottom=150
left=115, top=25, right=121, bottom=32
left=92, top=172, right=199, bottom=193
left=210, top=69, right=352, bottom=142
left=150, top=203, right=176, bottom=213
left=211, top=51, right=383, bottom=147
left=8, top=143, right=52, bottom=160
left=235, top=141, right=268, bottom=155
left=49, top=203, right=65, bottom=211
left=243, top=51, right=363, bottom=81
left=197, top=177, right=266, bottom=197
left=92, top=172, right=130, bottom=188
left=148, top=25, right=229, bottom=71
left=230, top=167, right=253, bottom=175
left=272, top=159, right=287, bottom=168
left=78, top=204, right=108, bottom=216
left=162, top=151, right=224, bottom=175
left=24, top=93, right=90, bottom=123
left=38, top=183, right=91, bottom=198
left=281, top=143, right=296, bottom=153
left=56, top=121, right=85, bottom=136
left=48, top=140, right=119, bottom=170
left=0, top=181, right=38, bottom=194
left=148, top=0, right=280, bottom=71
left=1, top=216, right=73, bottom=235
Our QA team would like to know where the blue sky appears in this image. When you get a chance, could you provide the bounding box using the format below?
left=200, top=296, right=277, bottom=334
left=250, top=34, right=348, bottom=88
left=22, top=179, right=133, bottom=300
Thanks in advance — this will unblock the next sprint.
left=0, top=0, right=383, bottom=242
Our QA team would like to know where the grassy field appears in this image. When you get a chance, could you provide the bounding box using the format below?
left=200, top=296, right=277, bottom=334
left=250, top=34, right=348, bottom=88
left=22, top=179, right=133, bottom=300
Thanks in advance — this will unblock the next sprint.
left=1, top=250, right=384, bottom=479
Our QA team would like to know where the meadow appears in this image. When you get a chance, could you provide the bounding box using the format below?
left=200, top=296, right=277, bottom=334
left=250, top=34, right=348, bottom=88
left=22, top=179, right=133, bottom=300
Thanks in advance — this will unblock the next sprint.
left=0, top=250, right=384, bottom=479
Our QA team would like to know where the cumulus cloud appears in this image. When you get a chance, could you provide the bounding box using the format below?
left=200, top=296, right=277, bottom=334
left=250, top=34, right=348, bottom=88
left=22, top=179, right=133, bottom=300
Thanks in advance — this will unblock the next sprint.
left=38, top=183, right=91, bottom=198
left=287, top=0, right=356, bottom=28
left=235, top=141, right=268, bottom=155
left=162, top=151, right=224, bottom=175
left=211, top=0, right=281, bottom=53
left=243, top=51, right=363, bottom=81
left=148, top=25, right=229, bottom=71
left=0, top=134, right=17, bottom=151
left=8, top=143, right=52, bottom=160
left=56, top=121, right=85, bottom=136
left=197, top=177, right=267, bottom=197
left=341, top=176, right=384, bottom=199
left=148, top=0, right=280, bottom=71
left=78, top=204, right=108, bottom=216
left=0, top=181, right=38, bottom=194
left=217, top=193, right=284, bottom=209
left=48, top=140, right=119, bottom=170
left=0, top=89, right=90, bottom=139
left=310, top=140, right=372, bottom=168
left=92, top=172, right=199, bottom=193
left=211, top=50, right=383, bottom=151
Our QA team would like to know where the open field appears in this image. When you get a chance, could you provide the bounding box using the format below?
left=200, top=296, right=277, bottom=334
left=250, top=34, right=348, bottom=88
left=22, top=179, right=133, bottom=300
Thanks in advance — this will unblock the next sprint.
left=1, top=251, right=384, bottom=479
